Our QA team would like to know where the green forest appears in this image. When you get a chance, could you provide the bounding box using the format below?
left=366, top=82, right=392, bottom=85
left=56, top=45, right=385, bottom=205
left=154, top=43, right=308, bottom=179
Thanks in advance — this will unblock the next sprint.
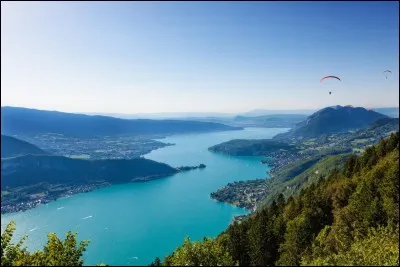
left=2, top=132, right=399, bottom=266
left=156, top=132, right=399, bottom=266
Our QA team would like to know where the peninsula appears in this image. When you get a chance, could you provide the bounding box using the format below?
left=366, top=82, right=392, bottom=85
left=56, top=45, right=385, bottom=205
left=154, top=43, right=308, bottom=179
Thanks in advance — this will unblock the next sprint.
left=1, top=154, right=206, bottom=214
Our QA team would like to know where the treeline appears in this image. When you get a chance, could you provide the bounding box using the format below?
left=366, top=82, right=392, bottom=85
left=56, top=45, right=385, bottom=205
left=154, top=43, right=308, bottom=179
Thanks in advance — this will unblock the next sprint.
left=154, top=132, right=399, bottom=266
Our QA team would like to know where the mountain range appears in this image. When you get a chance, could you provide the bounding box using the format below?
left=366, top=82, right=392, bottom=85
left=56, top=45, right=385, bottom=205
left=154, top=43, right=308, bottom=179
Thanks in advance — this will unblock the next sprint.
left=87, top=107, right=398, bottom=120
left=1, top=107, right=240, bottom=137
left=240, top=107, right=399, bottom=118
left=162, top=114, right=308, bottom=128
left=79, top=107, right=398, bottom=129
left=274, top=105, right=389, bottom=139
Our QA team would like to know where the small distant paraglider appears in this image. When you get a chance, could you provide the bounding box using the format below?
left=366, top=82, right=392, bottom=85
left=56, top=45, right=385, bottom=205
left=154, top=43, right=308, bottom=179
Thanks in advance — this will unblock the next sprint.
left=320, top=76, right=341, bottom=95
left=383, top=70, right=392, bottom=79
left=320, top=76, right=341, bottom=82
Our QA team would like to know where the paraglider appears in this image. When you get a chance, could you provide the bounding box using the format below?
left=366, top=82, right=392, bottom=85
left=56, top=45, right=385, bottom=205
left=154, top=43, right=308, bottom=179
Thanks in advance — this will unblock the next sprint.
left=320, top=76, right=341, bottom=82
left=320, top=76, right=341, bottom=95
left=383, top=70, right=392, bottom=79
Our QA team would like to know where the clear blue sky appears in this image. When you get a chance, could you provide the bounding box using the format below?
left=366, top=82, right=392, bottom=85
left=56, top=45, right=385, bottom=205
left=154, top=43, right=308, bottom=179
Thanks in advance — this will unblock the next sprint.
left=1, top=1, right=398, bottom=114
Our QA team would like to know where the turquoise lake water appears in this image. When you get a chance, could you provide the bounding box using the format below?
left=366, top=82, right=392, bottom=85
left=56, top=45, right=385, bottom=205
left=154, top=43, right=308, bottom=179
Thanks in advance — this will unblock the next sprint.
left=1, top=127, right=289, bottom=266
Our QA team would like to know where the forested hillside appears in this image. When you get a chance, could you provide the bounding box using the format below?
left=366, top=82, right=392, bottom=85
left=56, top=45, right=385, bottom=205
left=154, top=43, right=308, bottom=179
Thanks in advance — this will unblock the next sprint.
left=274, top=105, right=388, bottom=140
left=1, top=135, right=49, bottom=158
left=209, top=139, right=297, bottom=156
left=155, top=132, right=399, bottom=266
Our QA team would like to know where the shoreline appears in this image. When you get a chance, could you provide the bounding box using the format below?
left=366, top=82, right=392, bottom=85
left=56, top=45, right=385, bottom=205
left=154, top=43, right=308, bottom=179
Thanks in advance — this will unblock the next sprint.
left=208, top=156, right=282, bottom=216
left=210, top=177, right=270, bottom=215
left=210, top=191, right=262, bottom=213
left=1, top=182, right=111, bottom=215
left=1, top=165, right=206, bottom=215
left=1, top=178, right=163, bottom=215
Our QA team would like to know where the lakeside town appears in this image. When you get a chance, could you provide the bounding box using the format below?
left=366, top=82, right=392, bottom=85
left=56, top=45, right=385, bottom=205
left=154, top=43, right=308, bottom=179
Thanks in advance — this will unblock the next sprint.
left=211, top=120, right=399, bottom=214
left=1, top=182, right=110, bottom=214
left=11, top=133, right=174, bottom=160
left=211, top=179, right=268, bottom=211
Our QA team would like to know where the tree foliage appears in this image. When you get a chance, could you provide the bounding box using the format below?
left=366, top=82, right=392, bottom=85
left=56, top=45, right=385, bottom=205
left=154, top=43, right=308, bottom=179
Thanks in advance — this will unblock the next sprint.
left=1, top=221, right=93, bottom=266
left=302, top=225, right=399, bottom=266
left=158, top=132, right=400, bottom=266
left=162, top=236, right=237, bottom=266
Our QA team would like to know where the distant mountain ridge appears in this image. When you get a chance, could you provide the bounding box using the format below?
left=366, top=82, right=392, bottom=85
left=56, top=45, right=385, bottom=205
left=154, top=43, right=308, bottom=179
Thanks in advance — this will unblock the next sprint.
left=274, top=105, right=388, bottom=139
left=82, top=111, right=234, bottom=119
left=240, top=109, right=316, bottom=116
left=373, top=107, right=399, bottom=118
left=367, top=117, right=399, bottom=130
left=1, top=107, right=241, bottom=137
left=240, top=107, right=398, bottom=117
left=231, top=114, right=308, bottom=128
left=83, top=109, right=317, bottom=119
left=172, top=114, right=308, bottom=128
left=1, top=135, right=49, bottom=158
left=80, top=107, right=399, bottom=120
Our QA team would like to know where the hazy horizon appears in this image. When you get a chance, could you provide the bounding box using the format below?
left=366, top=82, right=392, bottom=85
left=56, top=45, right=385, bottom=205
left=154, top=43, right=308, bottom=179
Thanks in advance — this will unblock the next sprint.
left=1, top=2, right=399, bottom=113
left=1, top=105, right=398, bottom=118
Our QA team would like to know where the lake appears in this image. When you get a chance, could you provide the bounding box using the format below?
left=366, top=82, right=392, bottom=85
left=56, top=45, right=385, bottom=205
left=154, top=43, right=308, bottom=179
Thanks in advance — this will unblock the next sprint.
left=1, top=127, right=289, bottom=266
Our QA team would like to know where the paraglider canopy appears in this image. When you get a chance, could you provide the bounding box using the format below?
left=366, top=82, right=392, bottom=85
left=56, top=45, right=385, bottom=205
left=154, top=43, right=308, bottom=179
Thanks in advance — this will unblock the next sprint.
left=320, top=76, right=341, bottom=82
left=321, top=76, right=341, bottom=95
left=383, top=70, right=392, bottom=79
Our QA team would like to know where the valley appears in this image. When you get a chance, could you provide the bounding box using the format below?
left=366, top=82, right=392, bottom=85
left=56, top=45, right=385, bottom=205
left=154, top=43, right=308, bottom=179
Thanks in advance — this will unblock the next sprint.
left=2, top=2, right=398, bottom=266
left=1, top=107, right=398, bottom=265
left=1, top=127, right=285, bottom=266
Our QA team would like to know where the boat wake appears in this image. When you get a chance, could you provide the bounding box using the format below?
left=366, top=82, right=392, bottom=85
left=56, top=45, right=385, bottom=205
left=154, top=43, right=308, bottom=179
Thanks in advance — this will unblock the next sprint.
left=81, top=215, right=93, bottom=220
left=29, top=227, right=38, bottom=232
left=57, top=207, right=64, bottom=210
